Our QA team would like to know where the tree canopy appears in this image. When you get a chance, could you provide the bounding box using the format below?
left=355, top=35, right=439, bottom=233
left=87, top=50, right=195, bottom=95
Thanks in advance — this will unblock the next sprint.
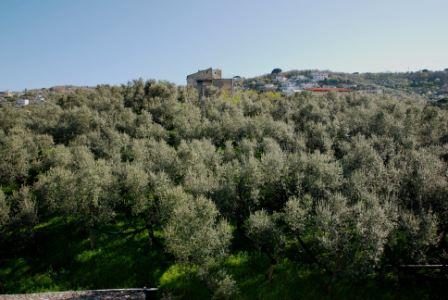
left=0, top=82, right=447, bottom=298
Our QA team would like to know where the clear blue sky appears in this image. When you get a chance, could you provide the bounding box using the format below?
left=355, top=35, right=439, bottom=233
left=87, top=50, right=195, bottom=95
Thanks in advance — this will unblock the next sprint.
left=1, top=0, right=447, bottom=90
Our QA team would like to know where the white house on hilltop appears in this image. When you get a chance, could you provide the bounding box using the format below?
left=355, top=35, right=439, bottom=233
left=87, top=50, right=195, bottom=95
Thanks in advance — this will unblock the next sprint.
left=16, top=99, right=30, bottom=107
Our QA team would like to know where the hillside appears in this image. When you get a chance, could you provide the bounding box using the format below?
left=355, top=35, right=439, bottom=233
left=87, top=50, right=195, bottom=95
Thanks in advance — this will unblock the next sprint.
left=0, top=81, right=447, bottom=299
left=244, top=69, right=448, bottom=101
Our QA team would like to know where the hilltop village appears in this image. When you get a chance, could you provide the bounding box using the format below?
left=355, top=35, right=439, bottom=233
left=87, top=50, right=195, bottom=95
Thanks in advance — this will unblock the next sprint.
left=251, top=69, right=353, bottom=95
left=2, top=68, right=448, bottom=107
left=0, top=91, right=46, bottom=107
left=186, top=67, right=448, bottom=101
left=244, top=68, right=448, bottom=101
left=186, top=67, right=352, bottom=97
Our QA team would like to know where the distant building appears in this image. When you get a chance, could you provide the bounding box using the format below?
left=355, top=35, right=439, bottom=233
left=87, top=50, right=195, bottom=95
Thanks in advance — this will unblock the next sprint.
left=301, top=82, right=319, bottom=89
left=282, top=85, right=302, bottom=95
left=341, top=83, right=357, bottom=89
left=290, top=75, right=307, bottom=82
left=16, top=99, right=30, bottom=106
left=263, top=84, right=277, bottom=92
left=311, top=72, right=329, bottom=82
left=274, top=75, right=288, bottom=83
left=0, top=91, right=13, bottom=98
left=187, top=68, right=237, bottom=98
left=35, top=95, right=45, bottom=103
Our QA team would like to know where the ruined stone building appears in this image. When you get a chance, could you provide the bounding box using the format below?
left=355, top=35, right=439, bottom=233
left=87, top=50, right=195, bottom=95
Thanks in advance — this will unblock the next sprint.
left=186, top=68, right=238, bottom=97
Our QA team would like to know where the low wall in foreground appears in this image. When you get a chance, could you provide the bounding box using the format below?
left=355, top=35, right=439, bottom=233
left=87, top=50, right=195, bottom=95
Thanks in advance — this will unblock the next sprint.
left=0, top=288, right=158, bottom=300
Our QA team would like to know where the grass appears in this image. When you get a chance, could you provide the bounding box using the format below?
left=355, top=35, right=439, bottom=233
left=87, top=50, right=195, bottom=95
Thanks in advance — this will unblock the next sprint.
left=159, top=264, right=211, bottom=299
left=158, top=251, right=445, bottom=300
left=0, top=216, right=170, bottom=293
left=1, top=217, right=445, bottom=299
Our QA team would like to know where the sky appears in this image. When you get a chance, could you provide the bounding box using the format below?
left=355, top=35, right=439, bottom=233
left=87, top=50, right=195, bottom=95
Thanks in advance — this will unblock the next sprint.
left=1, top=0, right=447, bottom=91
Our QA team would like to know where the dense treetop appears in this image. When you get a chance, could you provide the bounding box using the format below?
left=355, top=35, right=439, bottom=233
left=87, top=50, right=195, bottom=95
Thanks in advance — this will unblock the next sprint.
left=0, top=80, right=447, bottom=298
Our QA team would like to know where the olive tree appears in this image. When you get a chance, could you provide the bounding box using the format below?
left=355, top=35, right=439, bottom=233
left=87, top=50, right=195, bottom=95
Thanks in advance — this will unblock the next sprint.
left=284, top=193, right=397, bottom=279
left=163, top=195, right=234, bottom=298
left=0, top=189, right=10, bottom=228
left=34, top=147, right=116, bottom=248
left=163, top=195, right=231, bottom=266
left=10, top=186, right=38, bottom=226
left=245, top=210, right=284, bottom=281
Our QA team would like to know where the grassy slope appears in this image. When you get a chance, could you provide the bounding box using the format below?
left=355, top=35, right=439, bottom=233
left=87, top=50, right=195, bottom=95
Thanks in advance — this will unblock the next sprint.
left=0, top=217, right=169, bottom=292
left=1, top=217, right=444, bottom=299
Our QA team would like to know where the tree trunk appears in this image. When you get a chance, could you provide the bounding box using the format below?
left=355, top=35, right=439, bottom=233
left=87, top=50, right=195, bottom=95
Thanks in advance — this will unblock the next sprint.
left=145, top=221, right=154, bottom=247
left=89, top=227, right=98, bottom=249
left=263, top=248, right=277, bottom=283
left=267, top=264, right=275, bottom=283
left=297, top=235, right=330, bottom=274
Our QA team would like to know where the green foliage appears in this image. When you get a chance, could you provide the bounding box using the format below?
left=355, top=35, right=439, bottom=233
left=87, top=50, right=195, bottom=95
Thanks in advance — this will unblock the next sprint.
left=163, top=196, right=231, bottom=266
left=245, top=210, right=284, bottom=261
left=10, top=186, right=38, bottom=226
left=0, top=189, right=10, bottom=227
left=1, top=80, right=447, bottom=298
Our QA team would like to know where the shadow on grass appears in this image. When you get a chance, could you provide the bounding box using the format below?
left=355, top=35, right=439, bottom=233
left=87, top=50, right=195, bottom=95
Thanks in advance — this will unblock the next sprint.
left=0, top=217, right=170, bottom=293
left=1, top=221, right=445, bottom=299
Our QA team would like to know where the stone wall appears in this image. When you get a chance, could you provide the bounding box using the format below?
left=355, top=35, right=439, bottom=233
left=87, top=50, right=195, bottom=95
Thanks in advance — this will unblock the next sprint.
left=212, top=79, right=234, bottom=92
left=0, top=288, right=158, bottom=300
left=186, top=68, right=222, bottom=87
